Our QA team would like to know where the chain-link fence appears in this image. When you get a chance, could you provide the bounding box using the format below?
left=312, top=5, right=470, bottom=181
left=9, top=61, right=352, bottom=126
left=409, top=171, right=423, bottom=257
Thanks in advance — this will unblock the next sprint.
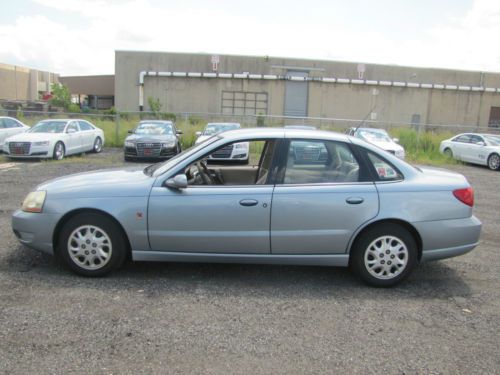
left=1, top=108, right=499, bottom=154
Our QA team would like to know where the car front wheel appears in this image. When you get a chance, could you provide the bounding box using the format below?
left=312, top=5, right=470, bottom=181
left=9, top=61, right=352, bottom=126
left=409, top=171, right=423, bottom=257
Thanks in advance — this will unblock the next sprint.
left=351, top=223, right=417, bottom=287
left=58, top=212, right=127, bottom=276
left=444, top=148, right=453, bottom=158
left=53, top=141, right=65, bottom=160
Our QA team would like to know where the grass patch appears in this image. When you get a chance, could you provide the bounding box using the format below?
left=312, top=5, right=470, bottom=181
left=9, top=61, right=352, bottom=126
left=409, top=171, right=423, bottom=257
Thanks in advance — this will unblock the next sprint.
left=389, top=128, right=457, bottom=166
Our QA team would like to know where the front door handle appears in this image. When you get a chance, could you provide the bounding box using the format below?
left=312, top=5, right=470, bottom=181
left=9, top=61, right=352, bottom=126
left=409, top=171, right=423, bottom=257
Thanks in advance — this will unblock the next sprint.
left=239, top=199, right=258, bottom=207
left=346, top=197, right=364, bottom=205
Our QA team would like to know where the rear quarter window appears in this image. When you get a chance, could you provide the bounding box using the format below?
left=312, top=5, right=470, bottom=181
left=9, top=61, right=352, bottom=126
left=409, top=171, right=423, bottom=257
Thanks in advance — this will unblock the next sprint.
left=366, top=152, right=403, bottom=181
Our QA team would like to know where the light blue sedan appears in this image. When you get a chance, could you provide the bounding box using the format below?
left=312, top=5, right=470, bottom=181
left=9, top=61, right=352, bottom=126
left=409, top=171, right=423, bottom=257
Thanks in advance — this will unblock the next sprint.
left=12, top=128, right=481, bottom=286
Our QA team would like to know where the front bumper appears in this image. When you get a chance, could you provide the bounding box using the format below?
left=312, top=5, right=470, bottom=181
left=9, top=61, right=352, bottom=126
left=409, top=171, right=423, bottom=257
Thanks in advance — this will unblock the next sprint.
left=11, top=209, right=61, bottom=255
left=415, top=215, right=482, bottom=261
left=124, top=145, right=177, bottom=159
left=3, top=144, right=51, bottom=158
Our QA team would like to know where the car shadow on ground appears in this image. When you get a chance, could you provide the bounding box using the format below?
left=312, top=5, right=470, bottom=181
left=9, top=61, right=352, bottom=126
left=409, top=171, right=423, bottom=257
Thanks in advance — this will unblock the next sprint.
left=2, top=244, right=472, bottom=301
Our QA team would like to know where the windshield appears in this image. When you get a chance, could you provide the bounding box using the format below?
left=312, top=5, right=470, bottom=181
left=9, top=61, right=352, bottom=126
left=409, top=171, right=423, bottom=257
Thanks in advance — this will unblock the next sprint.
left=203, top=123, right=240, bottom=136
left=357, top=129, right=392, bottom=143
left=144, top=136, right=220, bottom=176
left=28, top=121, right=67, bottom=133
left=135, top=122, right=173, bottom=135
left=484, top=135, right=500, bottom=146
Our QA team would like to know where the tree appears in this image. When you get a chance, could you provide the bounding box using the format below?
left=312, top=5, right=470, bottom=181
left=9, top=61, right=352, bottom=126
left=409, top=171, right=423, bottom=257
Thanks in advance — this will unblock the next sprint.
left=148, top=96, right=162, bottom=114
left=49, top=83, right=72, bottom=110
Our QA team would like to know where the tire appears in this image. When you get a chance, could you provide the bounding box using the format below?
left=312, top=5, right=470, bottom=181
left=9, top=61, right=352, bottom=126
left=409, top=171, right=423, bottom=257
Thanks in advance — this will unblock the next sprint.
left=58, top=212, right=127, bottom=277
left=444, top=148, right=453, bottom=158
left=350, top=223, right=418, bottom=287
left=53, top=141, right=65, bottom=160
left=487, top=153, right=500, bottom=171
left=124, top=155, right=132, bottom=162
left=176, top=143, right=182, bottom=154
left=93, top=137, right=103, bottom=153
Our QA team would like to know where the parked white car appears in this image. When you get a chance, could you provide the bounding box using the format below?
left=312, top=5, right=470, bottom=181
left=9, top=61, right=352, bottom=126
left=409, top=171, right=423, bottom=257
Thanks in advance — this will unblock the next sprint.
left=0, top=117, right=29, bottom=149
left=3, top=119, right=104, bottom=160
left=440, top=133, right=500, bottom=170
left=347, top=127, right=405, bottom=159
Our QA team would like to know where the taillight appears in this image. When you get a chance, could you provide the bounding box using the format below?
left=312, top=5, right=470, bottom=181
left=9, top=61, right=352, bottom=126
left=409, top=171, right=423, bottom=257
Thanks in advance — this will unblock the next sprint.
left=453, top=187, right=474, bottom=207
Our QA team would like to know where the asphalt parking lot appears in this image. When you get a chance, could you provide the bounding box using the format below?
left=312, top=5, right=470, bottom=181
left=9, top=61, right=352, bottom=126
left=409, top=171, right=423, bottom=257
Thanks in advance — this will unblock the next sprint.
left=0, top=150, right=499, bottom=374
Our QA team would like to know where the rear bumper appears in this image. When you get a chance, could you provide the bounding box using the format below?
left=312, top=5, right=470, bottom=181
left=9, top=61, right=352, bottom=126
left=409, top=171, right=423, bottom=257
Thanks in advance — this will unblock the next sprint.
left=415, top=215, right=482, bottom=262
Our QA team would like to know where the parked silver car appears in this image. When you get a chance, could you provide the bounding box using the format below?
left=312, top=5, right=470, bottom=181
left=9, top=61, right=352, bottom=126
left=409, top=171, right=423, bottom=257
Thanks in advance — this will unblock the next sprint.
left=3, top=119, right=104, bottom=159
left=12, top=128, right=481, bottom=286
left=0, top=116, right=30, bottom=149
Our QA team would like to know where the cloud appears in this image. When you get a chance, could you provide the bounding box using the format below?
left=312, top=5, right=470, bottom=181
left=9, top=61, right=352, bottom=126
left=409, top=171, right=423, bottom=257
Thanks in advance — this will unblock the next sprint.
left=0, top=0, right=500, bottom=75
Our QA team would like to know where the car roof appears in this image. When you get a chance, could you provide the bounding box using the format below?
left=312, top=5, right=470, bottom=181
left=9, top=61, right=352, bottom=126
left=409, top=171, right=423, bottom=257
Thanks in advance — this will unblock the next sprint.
left=206, top=122, right=240, bottom=126
left=139, top=120, right=173, bottom=124
left=218, top=127, right=351, bottom=142
left=284, top=125, right=317, bottom=130
left=357, top=127, right=388, bottom=133
left=39, top=119, right=79, bottom=122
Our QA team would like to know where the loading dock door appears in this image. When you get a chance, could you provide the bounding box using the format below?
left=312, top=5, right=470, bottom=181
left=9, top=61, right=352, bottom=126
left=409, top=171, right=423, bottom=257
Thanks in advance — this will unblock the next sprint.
left=284, top=71, right=308, bottom=117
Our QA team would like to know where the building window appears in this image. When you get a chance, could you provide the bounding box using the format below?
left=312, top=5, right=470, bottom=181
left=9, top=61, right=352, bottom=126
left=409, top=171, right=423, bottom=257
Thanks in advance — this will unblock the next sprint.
left=221, top=91, right=268, bottom=115
left=489, top=107, right=500, bottom=128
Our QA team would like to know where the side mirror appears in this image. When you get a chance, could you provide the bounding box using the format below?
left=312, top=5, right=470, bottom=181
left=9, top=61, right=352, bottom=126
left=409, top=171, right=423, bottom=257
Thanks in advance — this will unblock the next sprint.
left=67, top=128, right=77, bottom=134
left=393, top=138, right=399, bottom=143
left=165, top=174, right=188, bottom=189
left=476, top=141, right=486, bottom=146
left=127, top=130, right=134, bottom=134
left=195, top=131, right=202, bottom=137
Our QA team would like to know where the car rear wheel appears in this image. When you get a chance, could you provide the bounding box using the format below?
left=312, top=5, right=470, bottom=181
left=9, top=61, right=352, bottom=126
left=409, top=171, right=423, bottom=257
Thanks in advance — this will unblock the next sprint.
left=53, top=142, right=65, bottom=160
left=444, top=148, right=453, bottom=158
left=58, top=212, right=127, bottom=276
left=351, top=224, right=417, bottom=287
left=487, top=153, right=500, bottom=170
left=93, top=137, right=103, bottom=153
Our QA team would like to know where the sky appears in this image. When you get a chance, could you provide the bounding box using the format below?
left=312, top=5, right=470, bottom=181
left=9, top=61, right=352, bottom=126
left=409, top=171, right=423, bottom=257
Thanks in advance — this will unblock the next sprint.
left=0, top=0, right=499, bottom=76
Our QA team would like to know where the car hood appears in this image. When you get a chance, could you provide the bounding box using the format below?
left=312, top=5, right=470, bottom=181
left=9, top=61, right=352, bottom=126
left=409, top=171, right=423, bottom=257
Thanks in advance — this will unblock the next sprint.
left=36, top=167, right=156, bottom=198
left=126, top=134, right=176, bottom=143
left=195, top=135, right=211, bottom=144
left=5, top=132, right=62, bottom=142
left=366, top=139, right=403, bottom=152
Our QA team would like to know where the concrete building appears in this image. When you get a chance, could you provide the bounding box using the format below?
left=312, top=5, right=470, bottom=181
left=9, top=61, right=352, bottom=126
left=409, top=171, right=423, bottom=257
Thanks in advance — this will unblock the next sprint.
left=115, top=51, right=500, bottom=129
left=0, top=62, right=59, bottom=101
left=59, top=75, right=115, bottom=110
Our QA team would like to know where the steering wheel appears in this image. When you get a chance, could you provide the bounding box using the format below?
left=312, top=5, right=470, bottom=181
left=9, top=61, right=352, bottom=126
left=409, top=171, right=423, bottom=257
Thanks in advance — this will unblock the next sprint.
left=196, top=160, right=215, bottom=185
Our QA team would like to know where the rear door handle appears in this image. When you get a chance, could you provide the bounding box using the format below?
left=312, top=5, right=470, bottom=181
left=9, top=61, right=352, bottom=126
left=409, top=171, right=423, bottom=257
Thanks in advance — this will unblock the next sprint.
left=239, top=199, right=258, bottom=207
left=346, top=197, right=364, bottom=205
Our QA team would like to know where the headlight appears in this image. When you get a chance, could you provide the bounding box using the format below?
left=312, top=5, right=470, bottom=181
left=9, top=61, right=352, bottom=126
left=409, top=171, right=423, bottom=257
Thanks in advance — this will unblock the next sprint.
left=125, top=141, right=135, bottom=147
left=33, top=141, right=50, bottom=146
left=234, top=142, right=248, bottom=149
left=21, top=191, right=46, bottom=213
left=161, top=141, right=175, bottom=148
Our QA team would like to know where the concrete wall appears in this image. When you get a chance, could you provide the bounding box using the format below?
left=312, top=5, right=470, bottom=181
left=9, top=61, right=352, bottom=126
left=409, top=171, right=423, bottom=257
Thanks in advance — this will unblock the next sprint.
left=115, top=51, right=500, bottom=128
left=0, top=63, right=59, bottom=101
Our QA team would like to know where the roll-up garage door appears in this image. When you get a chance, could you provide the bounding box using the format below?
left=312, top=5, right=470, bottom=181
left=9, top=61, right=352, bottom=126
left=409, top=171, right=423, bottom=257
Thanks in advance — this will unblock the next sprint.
left=284, top=71, right=308, bottom=117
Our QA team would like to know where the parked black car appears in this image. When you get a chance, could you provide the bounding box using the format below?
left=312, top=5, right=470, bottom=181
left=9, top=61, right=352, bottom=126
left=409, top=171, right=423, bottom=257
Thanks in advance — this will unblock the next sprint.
left=124, top=120, right=182, bottom=161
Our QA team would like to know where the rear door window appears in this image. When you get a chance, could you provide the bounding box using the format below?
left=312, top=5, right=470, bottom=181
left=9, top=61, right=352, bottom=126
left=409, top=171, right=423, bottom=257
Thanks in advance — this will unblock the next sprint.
left=284, top=140, right=361, bottom=184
